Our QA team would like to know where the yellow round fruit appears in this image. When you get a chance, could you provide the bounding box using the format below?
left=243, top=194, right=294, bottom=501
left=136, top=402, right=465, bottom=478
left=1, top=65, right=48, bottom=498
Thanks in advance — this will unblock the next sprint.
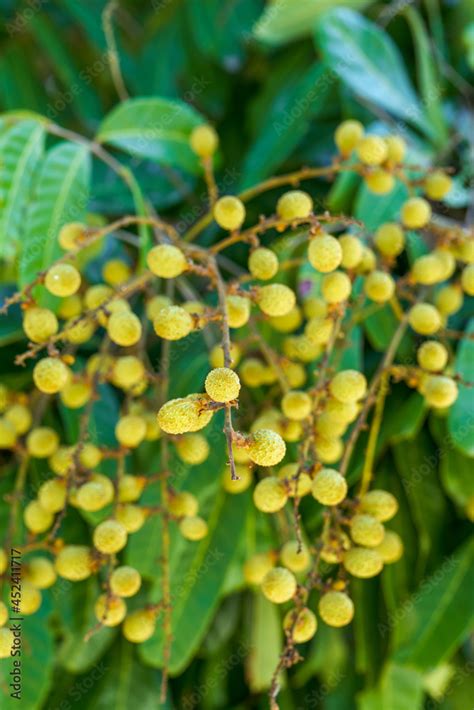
left=417, top=341, right=448, bottom=372
left=343, top=547, right=383, bottom=578
left=321, top=271, right=351, bottom=303
left=411, top=254, right=444, bottom=285
left=261, top=567, right=297, bottom=604
left=107, top=311, right=142, bottom=347
left=213, top=196, right=245, bottom=231
left=76, top=478, right=114, bottom=512
left=339, top=234, right=363, bottom=269
left=145, top=294, right=172, bottom=320
left=58, top=222, right=85, bottom=250
left=283, top=607, right=317, bottom=643
left=384, top=135, right=406, bottom=164
left=276, top=190, right=313, bottom=220
left=33, top=357, right=70, bottom=394
left=118, top=475, right=146, bottom=504
left=179, top=516, right=208, bottom=541
left=153, top=305, right=194, bottom=340
left=350, top=514, right=385, bottom=547
left=158, top=394, right=213, bottom=434
left=269, top=305, right=303, bottom=333
left=374, top=223, right=405, bottom=257
left=239, top=358, right=266, bottom=387
left=110, top=566, right=142, bottom=598
left=115, top=504, right=146, bottom=533
left=93, top=519, right=128, bottom=554
left=435, top=285, right=463, bottom=316
left=247, top=429, right=286, bottom=467
left=357, top=246, right=377, bottom=273
left=303, top=296, right=327, bottom=319
left=38, top=478, right=67, bottom=513
left=424, top=171, right=452, bottom=200
left=334, top=120, right=364, bottom=156
left=4, top=404, right=32, bottom=435
left=44, top=263, right=81, bottom=297
left=256, top=284, right=296, bottom=317
left=365, top=169, right=394, bottom=195
left=222, top=464, right=253, bottom=494
left=205, top=367, right=241, bottom=402
left=26, top=427, right=59, bottom=458
left=147, top=244, right=188, bottom=278
left=318, top=591, right=354, bottom=627
left=280, top=541, right=310, bottom=573
left=79, top=443, right=103, bottom=469
left=243, top=553, right=275, bottom=585
left=360, top=490, right=398, bottom=522
left=175, top=433, right=210, bottom=465
left=253, top=476, right=288, bottom=513
left=248, top=247, right=279, bottom=280
left=0, top=418, right=17, bottom=448
left=49, top=446, right=73, bottom=476
left=115, top=415, right=147, bottom=448
left=324, top=397, right=358, bottom=424
left=55, top=545, right=92, bottom=581
left=330, top=370, right=367, bottom=403
left=401, top=197, right=432, bottom=229
left=24, top=557, right=57, bottom=589
left=209, top=342, right=241, bottom=368
left=0, top=627, right=14, bottom=659
left=190, top=124, right=218, bottom=157
left=375, top=530, right=404, bottom=563
left=408, top=303, right=442, bottom=335
left=168, top=491, right=199, bottom=518
left=314, top=435, right=343, bottom=464
left=62, top=316, right=96, bottom=344
left=357, top=135, right=388, bottom=166
left=311, top=468, right=347, bottom=506
left=423, top=375, right=458, bottom=409
left=20, top=581, right=41, bottom=615
left=281, top=391, right=312, bottom=421
left=364, top=270, right=395, bottom=303
left=112, top=356, right=146, bottom=389
left=23, top=307, right=58, bottom=343
left=60, top=379, right=92, bottom=408
left=123, top=609, right=156, bottom=643
left=461, top=264, right=474, bottom=296
left=102, top=259, right=131, bottom=286
left=24, top=500, right=53, bottom=534
left=308, top=234, right=342, bottom=273
left=94, top=594, right=127, bottom=627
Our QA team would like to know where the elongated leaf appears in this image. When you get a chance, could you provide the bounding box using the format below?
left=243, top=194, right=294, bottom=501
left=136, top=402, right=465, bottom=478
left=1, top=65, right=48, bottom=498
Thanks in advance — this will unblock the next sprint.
left=247, top=592, right=284, bottom=692
left=358, top=663, right=424, bottom=710
left=315, top=9, right=429, bottom=136
left=19, top=142, right=90, bottom=309
left=0, top=120, right=44, bottom=259
left=97, top=98, right=204, bottom=174
left=430, top=415, right=474, bottom=511
left=448, top=318, right=474, bottom=456
left=392, top=538, right=474, bottom=669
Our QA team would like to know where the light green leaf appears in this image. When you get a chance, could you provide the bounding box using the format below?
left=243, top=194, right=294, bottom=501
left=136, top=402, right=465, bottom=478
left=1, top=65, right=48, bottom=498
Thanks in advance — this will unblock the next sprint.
left=431, top=415, right=474, bottom=510
left=448, top=318, right=474, bottom=456
left=97, top=98, right=204, bottom=174
left=246, top=592, right=284, bottom=692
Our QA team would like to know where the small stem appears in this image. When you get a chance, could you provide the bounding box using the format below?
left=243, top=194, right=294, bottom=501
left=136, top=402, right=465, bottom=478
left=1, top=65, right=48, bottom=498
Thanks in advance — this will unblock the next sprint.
left=102, top=1, right=129, bottom=101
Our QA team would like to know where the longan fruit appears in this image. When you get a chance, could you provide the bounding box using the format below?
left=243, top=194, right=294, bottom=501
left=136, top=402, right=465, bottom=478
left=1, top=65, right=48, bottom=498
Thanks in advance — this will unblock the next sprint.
left=276, top=190, right=313, bottom=220
left=350, top=514, right=385, bottom=547
left=424, top=171, right=452, bottom=200
left=93, top=519, right=128, bottom=554
left=54, top=545, right=93, bottom=581
left=248, top=247, right=279, bottom=280
left=365, top=169, right=394, bottom=195
left=94, top=594, right=127, bottom=627
left=179, top=516, right=208, bottom=541
left=261, top=567, right=296, bottom=604
left=330, top=370, right=367, bottom=403
left=190, top=124, right=218, bottom=157
left=318, top=591, right=354, bottom=627
left=311, top=468, right=347, bottom=506
left=107, top=311, right=142, bottom=347
left=334, top=120, right=364, bottom=156
left=364, top=270, right=395, bottom=303
left=115, top=415, right=147, bottom=448
left=283, top=607, right=317, bottom=643
left=417, top=341, right=448, bottom=372
left=401, top=197, right=432, bottom=229
left=280, top=541, right=310, bottom=573
left=122, top=609, right=156, bottom=643
left=58, top=222, right=85, bottom=250
left=408, top=303, right=442, bottom=335
left=281, top=391, right=312, bottom=421
left=175, top=433, right=210, bottom=465
left=147, top=244, right=188, bottom=278
left=423, top=375, right=458, bottom=409
left=308, top=234, right=342, bottom=273
left=205, top=367, right=241, bottom=402
left=256, top=284, right=296, bottom=317
left=153, top=305, right=194, bottom=340
left=375, top=530, right=404, bottom=563
left=23, top=307, right=58, bottom=343
left=374, top=223, right=405, bottom=257
left=158, top=394, right=213, bottom=435
left=110, top=566, right=142, bottom=598
left=253, top=477, right=288, bottom=513
left=357, top=135, right=388, bottom=166
left=247, top=429, right=286, bottom=467
left=213, top=196, right=245, bottom=231
left=343, top=547, right=383, bottom=578
left=44, top=263, right=81, bottom=297
left=321, top=271, right=351, bottom=303
left=360, top=490, right=398, bottom=522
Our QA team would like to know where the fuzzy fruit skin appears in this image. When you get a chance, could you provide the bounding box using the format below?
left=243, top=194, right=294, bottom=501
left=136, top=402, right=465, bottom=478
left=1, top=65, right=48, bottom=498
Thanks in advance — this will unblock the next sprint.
left=278, top=463, right=312, bottom=497
left=305, top=316, right=333, bottom=345
left=365, top=169, right=394, bottom=195
left=283, top=607, right=317, bottom=643
left=364, top=271, right=395, bottom=303
left=408, top=303, right=442, bottom=335
left=58, top=222, right=85, bottom=250
left=308, top=234, right=342, bottom=273
left=38, top=478, right=67, bottom=513
left=412, top=254, right=444, bottom=285
left=375, top=530, right=404, bottom=563
left=205, top=367, right=241, bottom=403
left=261, top=567, right=297, bottom=604
left=26, top=427, right=59, bottom=458
left=350, top=514, right=385, bottom=547
left=33, top=357, right=70, bottom=394
left=321, top=272, right=351, bottom=304
left=334, top=120, right=364, bottom=156
left=158, top=394, right=213, bottom=435
left=253, top=476, right=288, bottom=513
left=175, top=433, right=210, bottom=465
left=95, top=594, right=127, bottom=626
left=77, top=476, right=114, bottom=512
left=343, top=547, right=383, bottom=578
left=435, top=285, right=463, bottom=316
left=107, top=311, right=142, bottom=346
left=23, top=307, right=58, bottom=343
left=330, top=370, right=367, bottom=404
left=276, top=190, right=313, bottom=220
left=248, top=248, right=279, bottom=280
left=280, top=541, right=310, bottom=573
left=256, top=284, right=296, bottom=317
left=209, top=343, right=241, bottom=369
left=357, top=135, right=388, bottom=166
left=359, top=247, right=377, bottom=273
left=281, top=390, right=312, bottom=421
left=115, top=415, right=147, bottom=448
left=179, top=516, right=208, bottom=541
left=222, top=464, right=252, bottom=494
left=102, top=259, right=131, bottom=286
left=417, top=341, right=448, bottom=372
left=314, top=435, right=343, bottom=464
left=247, top=429, right=286, bottom=467
left=44, top=263, right=81, bottom=297
left=318, top=591, right=354, bottom=627
left=243, top=553, right=275, bottom=585
left=0, top=628, right=14, bottom=658
left=110, top=566, right=142, bottom=598
left=462, top=264, right=474, bottom=296
left=153, top=305, right=194, bottom=340
left=116, top=504, right=146, bottom=533
left=374, top=222, right=405, bottom=257
left=424, top=171, right=452, bottom=200
left=423, top=375, right=458, bottom=408
left=311, top=468, right=347, bottom=506
left=93, top=519, right=128, bottom=554
left=401, top=197, right=432, bottom=228
left=168, top=491, right=199, bottom=518
left=213, top=196, right=245, bottom=231
left=123, top=609, right=156, bottom=643
left=360, top=490, right=398, bottom=522
left=339, top=234, right=363, bottom=269
left=226, top=295, right=251, bottom=328
left=146, top=244, right=187, bottom=278
left=24, top=557, right=57, bottom=589
left=24, top=500, right=53, bottom=533
left=190, top=124, right=218, bottom=157
left=269, top=306, right=303, bottom=334
left=60, top=379, right=92, bottom=408
left=55, top=546, right=93, bottom=581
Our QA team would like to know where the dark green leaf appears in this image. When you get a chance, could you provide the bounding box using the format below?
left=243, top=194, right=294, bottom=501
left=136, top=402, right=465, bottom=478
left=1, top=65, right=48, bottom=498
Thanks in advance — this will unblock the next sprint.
left=448, top=318, right=474, bottom=456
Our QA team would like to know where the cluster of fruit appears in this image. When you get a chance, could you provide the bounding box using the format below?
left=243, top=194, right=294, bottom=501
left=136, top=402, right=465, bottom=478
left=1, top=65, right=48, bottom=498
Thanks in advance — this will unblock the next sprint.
left=0, top=119, right=471, bottom=669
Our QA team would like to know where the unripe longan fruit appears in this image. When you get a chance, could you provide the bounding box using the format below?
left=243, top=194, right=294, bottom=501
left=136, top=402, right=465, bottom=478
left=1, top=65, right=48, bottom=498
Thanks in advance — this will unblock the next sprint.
left=360, top=490, right=398, bottom=522
left=357, top=135, right=388, bottom=166
left=357, top=246, right=377, bottom=273
left=222, top=464, right=252, bottom=494
left=243, top=553, right=275, bottom=585
left=146, top=294, right=172, bottom=320
left=457, top=238, right=474, bottom=264
left=123, top=609, right=156, bottom=643
left=23, top=307, right=58, bottom=343
left=5, top=403, right=31, bottom=435
left=60, top=379, right=92, bottom=409
left=375, top=530, right=404, bottom=563
left=205, top=367, right=241, bottom=402
left=18, top=581, right=41, bottom=615
left=424, top=375, right=458, bottom=408
left=334, top=120, right=364, bottom=156
left=269, top=305, right=302, bottom=333
left=113, top=356, right=146, bottom=389
left=343, top=547, right=383, bottom=578
left=318, top=591, right=354, bottom=627
left=408, top=303, right=441, bottom=335
left=33, top=357, right=70, bottom=394
left=401, top=197, right=431, bottom=229
left=315, top=412, right=347, bottom=439
left=147, top=244, right=187, bottom=278
left=95, top=594, right=126, bottom=627
left=324, top=397, right=359, bottom=424
left=247, top=429, right=286, bottom=467
left=248, top=247, right=279, bottom=280
left=435, top=285, right=463, bottom=316
left=49, top=446, right=73, bottom=476
left=93, top=519, right=128, bottom=554
left=261, top=567, right=296, bottom=604
left=38, top=478, right=67, bottom=513
left=158, top=394, right=213, bottom=434
left=226, top=294, right=251, bottom=328
left=214, top=196, right=245, bottom=231
left=175, top=433, right=210, bottom=465
left=462, top=264, right=474, bottom=295
left=365, top=169, right=394, bottom=195
left=276, top=190, right=313, bottom=220
left=284, top=607, right=317, bottom=643
left=434, top=249, right=456, bottom=281
left=107, top=311, right=142, bottom=347
left=0, top=628, right=14, bottom=658
left=321, top=271, right=351, bottom=303
left=0, top=417, right=16, bottom=448
left=314, top=435, right=343, bottom=464
left=58, top=222, right=85, bottom=250
left=412, top=254, right=444, bottom=285
left=374, top=222, right=405, bottom=257
left=424, top=171, right=452, bottom=200
left=116, top=504, right=146, bottom=533
left=256, top=284, right=296, bottom=317
left=239, top=358, right=266, bottom=387
left=253, top=476, right=288, bottom=513
left=417, top=341, right=448, bottom=372
left=55, top=545, right=92, bottom=581
left=364, top=270, right=395, bottom=303
left=384, top=135, right=406, bottom=164
left=26, top=427, right=59, bottom=458
left=62, top=316, right=96, bottom=345
left=102, top=259, right=131, bottom=286
left=110, top=566, right=142, bottom=598
left=280, top=541, right=310, bottom=573
left=209, top=342, right=241, bottom=368
left=308, top=234, right=342, bottom=273
left=24, top=557, right=57, bottom=588
left=190, top=124, right=218, bottom=157
left=44, top=263, right=81, bottom=297
left=330, top=370, right=367, bottom=403
left=179, top=516, right=208, bottom=541
left=77, top=479, right=113, bottom=512
left=168, top=491, right=199, bottom=518
left=339, top=234, right=363, bottom=269
left=303, top=296, right=327, bottom=319
left=24, top=500, right=53, bottom=533
left=311, top=468, right=347, bottom=506
left=350, top=514, right=385, bottom=547
left=281, top=390, right=311, bottom=421
left=79, top=443, right=103, bottom=469
left=115, top=415, right=147, bottom=448
left=154, top=305, right=194, bottom=340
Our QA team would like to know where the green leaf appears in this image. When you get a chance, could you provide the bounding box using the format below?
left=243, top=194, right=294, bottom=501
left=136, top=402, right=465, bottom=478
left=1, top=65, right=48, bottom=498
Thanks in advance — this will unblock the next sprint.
left=358, top=663, right=424, bottom=710
left=448, top=318, right=474, bottom=456
left=97, top=98, right=204, bottom=174
left=254, top=0, right=371, bottom=46
left=246, top=592, right=284, bottom=692
left=355, top=180, right=409, bottom=231
left=19, top=141, right=91, bottom=309
left=0, top=120, right=44, bottom=260
left=392, top=538, right=474, bottom=670
left=315, top=9, right=429, bottom=136
left=431, top=415, right=474, bottom=510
